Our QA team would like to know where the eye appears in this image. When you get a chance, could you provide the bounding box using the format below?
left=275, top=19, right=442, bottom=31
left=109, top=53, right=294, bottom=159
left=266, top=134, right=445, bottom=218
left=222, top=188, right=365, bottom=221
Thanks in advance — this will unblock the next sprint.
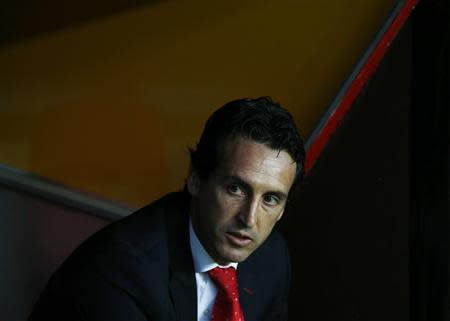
left=263, top=194, right=280, bottom=206
left=227, top=184, right=243, bottom=196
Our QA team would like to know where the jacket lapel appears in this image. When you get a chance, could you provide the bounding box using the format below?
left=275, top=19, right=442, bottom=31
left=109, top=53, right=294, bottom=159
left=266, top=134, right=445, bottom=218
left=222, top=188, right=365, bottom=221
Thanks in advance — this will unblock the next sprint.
left=165, top=193, right=197, bottom=321
left=237, top=261, right=258, bottom=321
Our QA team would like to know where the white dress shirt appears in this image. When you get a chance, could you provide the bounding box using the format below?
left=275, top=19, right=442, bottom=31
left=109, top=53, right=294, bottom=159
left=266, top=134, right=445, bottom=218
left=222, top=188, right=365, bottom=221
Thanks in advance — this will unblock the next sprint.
left=189, top=218, right=238, bottom=321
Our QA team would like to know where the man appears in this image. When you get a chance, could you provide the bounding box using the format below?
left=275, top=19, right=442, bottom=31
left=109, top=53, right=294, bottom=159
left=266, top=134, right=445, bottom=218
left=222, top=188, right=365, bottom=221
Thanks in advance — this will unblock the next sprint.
left=29, top=97, right=305, bottom=321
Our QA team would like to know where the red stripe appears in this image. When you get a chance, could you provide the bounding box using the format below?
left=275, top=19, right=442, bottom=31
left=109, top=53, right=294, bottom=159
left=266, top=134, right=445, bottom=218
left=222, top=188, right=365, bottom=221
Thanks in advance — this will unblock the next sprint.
left=304, top=0, right=419, bottom=174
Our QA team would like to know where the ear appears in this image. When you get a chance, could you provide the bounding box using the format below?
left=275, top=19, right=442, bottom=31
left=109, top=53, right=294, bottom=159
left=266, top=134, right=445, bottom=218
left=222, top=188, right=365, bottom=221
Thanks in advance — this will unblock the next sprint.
left=186, top=164, right=200, bottom=196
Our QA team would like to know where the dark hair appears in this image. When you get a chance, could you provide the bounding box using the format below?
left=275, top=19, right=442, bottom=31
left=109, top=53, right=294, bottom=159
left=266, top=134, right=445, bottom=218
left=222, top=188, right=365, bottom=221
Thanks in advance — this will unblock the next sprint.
left=190, top=97, right=306, bottom=188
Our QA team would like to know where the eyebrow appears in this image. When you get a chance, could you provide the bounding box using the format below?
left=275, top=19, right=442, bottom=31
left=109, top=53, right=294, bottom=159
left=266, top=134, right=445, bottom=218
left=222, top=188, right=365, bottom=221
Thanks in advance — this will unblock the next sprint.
left=223, top=175, right=289, bottom=201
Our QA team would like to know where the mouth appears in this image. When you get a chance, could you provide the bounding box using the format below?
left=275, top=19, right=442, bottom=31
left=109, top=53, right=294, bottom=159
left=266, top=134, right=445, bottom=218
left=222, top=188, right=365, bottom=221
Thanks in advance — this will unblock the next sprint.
left=226, top=231, right=253, bottom=247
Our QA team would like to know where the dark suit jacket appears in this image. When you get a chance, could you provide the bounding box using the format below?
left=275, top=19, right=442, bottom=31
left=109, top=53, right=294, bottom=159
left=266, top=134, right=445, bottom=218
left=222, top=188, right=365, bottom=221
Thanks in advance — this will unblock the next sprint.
left=29, top=192, right=291, bottom=321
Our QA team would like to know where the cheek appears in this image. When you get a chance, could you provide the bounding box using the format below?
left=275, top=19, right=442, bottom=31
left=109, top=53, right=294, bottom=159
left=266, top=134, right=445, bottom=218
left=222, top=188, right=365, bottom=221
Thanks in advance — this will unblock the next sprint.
left=212, top=203, right=243, bottom=235
left=260, top=216, right=280, bottom=235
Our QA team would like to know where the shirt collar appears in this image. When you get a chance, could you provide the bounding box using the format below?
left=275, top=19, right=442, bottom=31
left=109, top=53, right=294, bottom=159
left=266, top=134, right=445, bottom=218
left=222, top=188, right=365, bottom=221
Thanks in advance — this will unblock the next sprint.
left=189, top=217, right=238, bottom=273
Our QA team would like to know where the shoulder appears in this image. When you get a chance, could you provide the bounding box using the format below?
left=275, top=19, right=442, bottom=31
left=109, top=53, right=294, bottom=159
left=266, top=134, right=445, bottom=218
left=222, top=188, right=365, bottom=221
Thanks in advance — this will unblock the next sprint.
left=30, top=192, right=190, bottom=319
left=74, top=192, right=182, bottom=259
left=247, top=228, right=290, bottom=270
left=239, top=228, right=291, bottom=292
left=53, top=192, right=188, bottom=292
left=237, top=229, right=291, bottom=320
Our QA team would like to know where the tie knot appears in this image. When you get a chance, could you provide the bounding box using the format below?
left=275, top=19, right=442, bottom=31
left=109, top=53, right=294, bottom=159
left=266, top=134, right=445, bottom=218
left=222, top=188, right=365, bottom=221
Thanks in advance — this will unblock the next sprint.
left=208, top=267, right=238, bottom=293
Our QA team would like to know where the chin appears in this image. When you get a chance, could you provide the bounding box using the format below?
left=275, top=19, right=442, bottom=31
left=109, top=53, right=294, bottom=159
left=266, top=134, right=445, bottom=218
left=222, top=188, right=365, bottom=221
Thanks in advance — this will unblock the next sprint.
left=219, top=248, right=250, bottom=264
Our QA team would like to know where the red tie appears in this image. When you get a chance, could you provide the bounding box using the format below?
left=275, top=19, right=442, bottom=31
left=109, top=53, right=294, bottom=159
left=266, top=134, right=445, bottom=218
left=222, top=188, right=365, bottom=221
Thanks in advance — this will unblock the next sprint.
left=208, top=267, right=245, bottom=321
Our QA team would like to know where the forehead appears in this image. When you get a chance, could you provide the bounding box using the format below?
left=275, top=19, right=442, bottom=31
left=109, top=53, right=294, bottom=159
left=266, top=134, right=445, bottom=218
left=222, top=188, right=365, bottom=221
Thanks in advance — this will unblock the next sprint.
left=216, top=138, right=297, bottom=192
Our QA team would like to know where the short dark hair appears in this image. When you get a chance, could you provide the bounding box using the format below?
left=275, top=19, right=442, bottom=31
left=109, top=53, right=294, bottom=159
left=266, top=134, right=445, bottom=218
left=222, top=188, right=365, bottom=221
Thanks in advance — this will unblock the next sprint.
left=189, top=97, right=305, bottom=188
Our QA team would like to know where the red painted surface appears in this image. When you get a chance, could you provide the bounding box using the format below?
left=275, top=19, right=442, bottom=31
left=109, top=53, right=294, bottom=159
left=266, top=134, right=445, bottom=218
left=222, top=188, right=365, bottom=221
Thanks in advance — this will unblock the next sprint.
left=304, top=0, right=419, bottom=174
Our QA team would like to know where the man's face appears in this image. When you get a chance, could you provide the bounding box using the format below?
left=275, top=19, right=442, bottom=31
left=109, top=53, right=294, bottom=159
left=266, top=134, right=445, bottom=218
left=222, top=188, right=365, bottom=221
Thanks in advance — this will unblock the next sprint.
left=188, top=137, right=297, bottom=265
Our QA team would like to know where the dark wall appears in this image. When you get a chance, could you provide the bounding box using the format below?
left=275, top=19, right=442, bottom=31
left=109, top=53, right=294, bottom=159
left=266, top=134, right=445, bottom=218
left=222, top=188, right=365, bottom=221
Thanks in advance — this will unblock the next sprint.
left=411, top=0, right=450, bottom=320
left=280, top=18, right=412, bottom=321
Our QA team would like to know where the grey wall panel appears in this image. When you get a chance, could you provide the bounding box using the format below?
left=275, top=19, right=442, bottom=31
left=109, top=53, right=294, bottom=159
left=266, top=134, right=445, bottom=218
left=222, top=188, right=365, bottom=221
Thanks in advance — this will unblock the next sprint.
left=0, top=185, right=108, bottom=321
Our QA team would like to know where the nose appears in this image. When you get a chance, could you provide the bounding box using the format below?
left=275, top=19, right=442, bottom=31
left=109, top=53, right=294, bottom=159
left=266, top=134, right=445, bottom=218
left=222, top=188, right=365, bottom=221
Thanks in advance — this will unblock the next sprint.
left=238, top=197, right=258, bottom=228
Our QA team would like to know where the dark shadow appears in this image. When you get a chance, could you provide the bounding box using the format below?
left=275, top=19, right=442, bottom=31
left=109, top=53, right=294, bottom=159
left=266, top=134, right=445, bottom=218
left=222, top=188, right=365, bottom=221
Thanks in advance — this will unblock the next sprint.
left=280, top=16, right=412, bottom=321
left=0, top=0, right=163, bottom=46
left=411, top=0, right=450, bottom=320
